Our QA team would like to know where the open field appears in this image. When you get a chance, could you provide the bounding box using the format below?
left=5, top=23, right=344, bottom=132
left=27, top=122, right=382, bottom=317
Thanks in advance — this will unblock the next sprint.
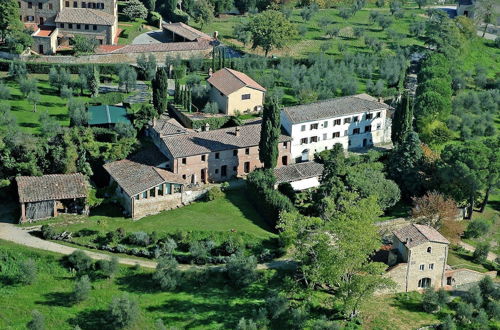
left=21, top=189, right=275, bottom=240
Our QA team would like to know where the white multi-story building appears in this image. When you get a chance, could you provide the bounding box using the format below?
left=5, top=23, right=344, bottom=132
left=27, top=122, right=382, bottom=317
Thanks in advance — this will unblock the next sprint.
left=281, top=94, right=392, bottom=162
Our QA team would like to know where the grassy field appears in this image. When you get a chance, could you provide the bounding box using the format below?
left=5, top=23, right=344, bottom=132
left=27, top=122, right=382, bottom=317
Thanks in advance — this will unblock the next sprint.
left=23, top=189, right=275, bottom=240
left=193, top=5, right=427, bottom=58
left=0, top=74, right=90, bottom=134
left=0, top=239, right=442, bottom=330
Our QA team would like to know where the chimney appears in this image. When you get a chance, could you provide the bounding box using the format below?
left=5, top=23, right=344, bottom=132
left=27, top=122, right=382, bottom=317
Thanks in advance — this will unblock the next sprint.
left=152, top=116, right=156, bottom=127
left=213, top=31, right=219, bottom=40
left=208, top=67, right=213, bottom=77
left=204, top=123, right=210, bottom=132
left=235, top=126, right=240, bottom=137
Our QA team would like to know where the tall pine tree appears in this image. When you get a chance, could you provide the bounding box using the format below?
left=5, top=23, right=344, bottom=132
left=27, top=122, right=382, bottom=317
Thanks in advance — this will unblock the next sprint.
left=391, top=90, right=413, bottom=145
left=259, top=100, right=281, bottom=169
left=152, top=67, right=168, bottom=115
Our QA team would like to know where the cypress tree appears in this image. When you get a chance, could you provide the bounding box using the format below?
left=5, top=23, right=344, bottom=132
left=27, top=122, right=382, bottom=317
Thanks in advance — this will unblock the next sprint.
left=218, top=48, right=223, bottom=70
left=222, top=48, right=226, bottom=68
left=152, top=67, right=168, bottom=115
left=259, top=100, right=281, bottom=169
left=187, top=89, right=192, bottom=112
left=174, top=80, right=179, bottom=104
left=212, top=47, right=216, bottom=71
left=392, top=90, right=413, bottom=145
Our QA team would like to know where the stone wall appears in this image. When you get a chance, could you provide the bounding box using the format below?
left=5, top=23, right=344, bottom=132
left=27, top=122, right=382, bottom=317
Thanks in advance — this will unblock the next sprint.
left=0, top=47, right=211, bottom=65
left=446, top=269, right=497, bottom=289
left=132, top=192, right=183, bottom=219
left=382, top=263, right=408, bottom=293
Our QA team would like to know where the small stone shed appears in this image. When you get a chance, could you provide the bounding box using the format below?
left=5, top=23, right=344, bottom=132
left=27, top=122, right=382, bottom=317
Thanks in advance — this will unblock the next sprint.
left=16, top=174, right=88, bottom=223
left=274, top=161, right=324, bottom=191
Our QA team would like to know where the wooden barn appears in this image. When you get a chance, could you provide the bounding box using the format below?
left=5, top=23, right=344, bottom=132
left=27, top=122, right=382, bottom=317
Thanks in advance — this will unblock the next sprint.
left=16, top=174, right=89, bottom=223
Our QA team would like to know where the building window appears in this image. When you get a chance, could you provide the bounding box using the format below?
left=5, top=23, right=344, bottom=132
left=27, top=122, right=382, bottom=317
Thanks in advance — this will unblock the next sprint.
left=377, top=123, right=381, bottom=130
left=301, top=125, right=306, bottom=132
left=28, top=2, right=32, bottom=8
left=233, top=166, right=237, bottom=172
left=233, top=150, right=238, bottom=156
left=215, top=169, right=219, bottom=174
left=158, top=184, right=164, bottom=196
left=310, top=123, right=318, bottom=130
left=353, top=128, right=360, bottom=135
left=182, top=174, right=186, bottom=180
left=82, top=1, right=86, bottom=7
left=182, top=158, right=186, bottom=164
left=427, top=247, right=432, bottom=253
left=93, top=25, right=97, bottom=30
left=419, top=264, right=425, bottom=271
left=201, top=155, right=206, bottom=161
left=323, top=133, right=327, bottom=140
left=366, top=113, right=373, bottom=120
left=283, top=142, right=288, bottom=149
left=244, top=162, right=250, bottom=173
left=76, top=24, right=81, bottom=29
left=333, top=119, right=341, bottom=126
left=27, top=16, right=34, bottom=21
left=323, top=121, right=328, bottom=128
left=418, top=278, right=431, bottom=288
left=68, top=23, right=73, bottom=29
left=85, top=24, right=89, bottom=30
left=365, top=125, right=372, bottom=132
left=332, top=132, right=340, bottom=138
left=348, top=139, right=352, bottom=146
left=101, top=3, right=105, bottom=9
left=73, top=1, right=78, bottom=7
left=49, top=3, right=53, bottom=9
left=149, top=188, right=156, bottom=198
left=215, top=152, right=220, bottom=159
left=241, top=94, right=251, bottom=100
left=429, top=264, right=434, bottom=270
left=245, top=148, right=250, bottom=155
left=300, top=138, right=308, bottom=145
left=60, top=23, right=64, bottom=28
left=310, top=136, right=318, bottom=143
left=38, top=3, right=43, bottom=9
left=353, top=116, right=359, bottom=122
left=18, top=2, right=21, bottom=8
left=135, top=195, right=140, bottom=200
left=344, top=117, right=351, bottom=124
left=142, top=191, right=147, bottom=199
left=221, top=165, right=227, bottom=177
left=65, top=1, right=69, bottom=7
left=376, top=112, right=381, bottom=118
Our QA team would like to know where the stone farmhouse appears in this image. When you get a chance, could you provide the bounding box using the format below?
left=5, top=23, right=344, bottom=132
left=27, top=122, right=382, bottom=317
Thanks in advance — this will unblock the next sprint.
left=382, top=224, right=496, bottom=292
left=207, top=68, right=266, bottom=116
left=281, top=94, right=392, bottom=163
left=148, top=116, right=292, bottom=184
left=19, top=0, right=118, bottom=54
left=16, top=173, right=88, bottom=223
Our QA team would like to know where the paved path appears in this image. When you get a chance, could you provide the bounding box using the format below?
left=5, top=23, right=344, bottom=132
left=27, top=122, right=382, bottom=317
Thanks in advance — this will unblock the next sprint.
left=458, top=240, right=498, bottom=262
left=0, top=222, right=295, bottom=271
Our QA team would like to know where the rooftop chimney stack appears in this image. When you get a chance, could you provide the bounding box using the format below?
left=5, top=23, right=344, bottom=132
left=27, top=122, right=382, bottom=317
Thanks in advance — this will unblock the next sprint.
left=204, top=123, right=210, bottom=132
left=235, top=126, right=240, bottom=136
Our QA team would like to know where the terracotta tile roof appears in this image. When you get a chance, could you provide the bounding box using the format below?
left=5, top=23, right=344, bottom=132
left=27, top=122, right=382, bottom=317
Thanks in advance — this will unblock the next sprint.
left=283, top=94, right=390, bottom=124
left=274, top=161, right=324, bottom=184
left=103, top=159, right=185, bottom=197
left=96, top=45, right=125, bottom=53
left=101, top=40, right=212, bottom=54
left=127, top=145, right=169, bottom=167
left=393, top=224, right=450, bottom=249
left=33, top=26, right=55, bottom=37
left=207, top=68, right=266, bottom=96
left=162, top=22, right=212, bottom=41
left=55, top=8, right=115, bottom=26
left=151, top=115, right=188, bottom=137
left=160, top=123, right=292, bottom=158
left=16, top=174, right=88, bottom=203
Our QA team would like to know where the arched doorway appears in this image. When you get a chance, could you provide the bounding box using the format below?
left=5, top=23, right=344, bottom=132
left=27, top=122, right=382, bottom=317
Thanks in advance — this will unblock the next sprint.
left=301, top=149, right=309, bottom=162
left=418, top=278, right=431, bottom=288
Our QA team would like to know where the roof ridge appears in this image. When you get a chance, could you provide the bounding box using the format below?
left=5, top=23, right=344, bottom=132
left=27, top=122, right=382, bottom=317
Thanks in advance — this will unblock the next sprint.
left=224, top=68, right=247, bottom=86
left=413, top=223, right=430, bottom=240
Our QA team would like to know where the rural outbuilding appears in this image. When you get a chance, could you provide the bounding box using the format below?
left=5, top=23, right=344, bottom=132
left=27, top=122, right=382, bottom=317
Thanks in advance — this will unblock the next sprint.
left=16, top=174, right=89, bottom=223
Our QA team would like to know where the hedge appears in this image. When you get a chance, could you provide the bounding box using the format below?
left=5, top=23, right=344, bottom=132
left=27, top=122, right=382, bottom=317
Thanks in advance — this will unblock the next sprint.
left=0, top=59, right=119, bottom=75
left=191, top=116, right=231, bottom=130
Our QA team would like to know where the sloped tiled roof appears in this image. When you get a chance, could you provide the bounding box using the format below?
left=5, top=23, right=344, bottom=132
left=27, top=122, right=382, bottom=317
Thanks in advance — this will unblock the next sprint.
left=98, top=40, right=212, bottom=54
left=161, top=123, right=291, bottom=158
left=55, top=8, right=115, bottom=25
left=104, top=159, right=185, bottom=197
left=207, top=68, right=266, bottom=96
left=394, top=224, right=450, bottom=249
left=162, top=22, right=212, bottom=41
left=151, top=115, right=188, bottom=137
left=274, top=161, right=324, bottom=184
left=127, top=145, right=169, bottom=167
left=282, top=94, right=390, bottom=124
left=16, top=174, right=88, bottom=203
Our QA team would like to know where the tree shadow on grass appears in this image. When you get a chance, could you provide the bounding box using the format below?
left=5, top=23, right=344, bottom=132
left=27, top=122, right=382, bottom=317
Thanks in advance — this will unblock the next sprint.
left=68, top=308, right=111, bottom=330
left=116, top=272, right=159, bottom=294
left=225, top=189, right=276, bottom=234
left=36, top=291, right=74, bottom=307
left=488, top=200, right=500, bottom=212
left=19, top=122, right=38, bottom=128
left=390, top=293, right=424, bottom=313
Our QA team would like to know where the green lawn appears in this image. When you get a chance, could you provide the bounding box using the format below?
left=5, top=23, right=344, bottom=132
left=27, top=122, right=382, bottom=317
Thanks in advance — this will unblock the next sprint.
left=0, top=74, right=90, bottom=134
left=117, top=16, right=155, bottom=45
left=25, top=189, right=275, bottom=240
left=0, top=239, right=271, bottom=330
left=447, top=249, right=491, bottom=273
left=193, top=5, right=427, bottom=58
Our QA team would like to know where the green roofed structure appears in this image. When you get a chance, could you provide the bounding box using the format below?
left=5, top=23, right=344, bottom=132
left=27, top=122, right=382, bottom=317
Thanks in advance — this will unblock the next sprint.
left=88, top=105, right=131, bottom=128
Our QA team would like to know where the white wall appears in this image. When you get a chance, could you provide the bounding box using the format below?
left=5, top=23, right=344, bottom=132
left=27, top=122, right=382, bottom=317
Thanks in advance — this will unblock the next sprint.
left=282, top=108, right=389, bottom=162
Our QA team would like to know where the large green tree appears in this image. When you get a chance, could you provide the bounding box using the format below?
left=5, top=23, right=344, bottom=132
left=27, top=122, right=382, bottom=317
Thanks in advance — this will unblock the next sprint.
left=0, top=0, right=20, bottom=40
left=152, top=67, right=168, bottom=115
left=259, top=100, right=281, bottom=169
left=192, top=0, right=214, bottom=29
left=391, top=91, right=413, bottom=145
left=246, top=10, right=296, bottom=57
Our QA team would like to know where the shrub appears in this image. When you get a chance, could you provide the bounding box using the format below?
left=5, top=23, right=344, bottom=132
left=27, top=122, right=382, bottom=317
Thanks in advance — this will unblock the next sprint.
left=421, top=287, right=440, bottom=313
left=108, top=294, right=140, bottom=329
left=66, top=250, right=93, bottom=273
left=97, top=256, right=119, bottom=278
left=205, top=186, right=224, bottom=201
left=18, top=258, right=38, bottom=285
left=464, top=219, right=490, bottom=238
left=152, top=256, right=180, bottom=290
left=41, top=225, right=57, bottom=240
left=27, top=310, right=45, bottom=330
left=472, top=242, right=490, bottom=264
left=189, top=240, right=214, bottom=264
left=128, top=231, right=150, bottom=246
left=225, top=253, right=258, bottom=287
left=72, top=275, right=91, bottom=303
